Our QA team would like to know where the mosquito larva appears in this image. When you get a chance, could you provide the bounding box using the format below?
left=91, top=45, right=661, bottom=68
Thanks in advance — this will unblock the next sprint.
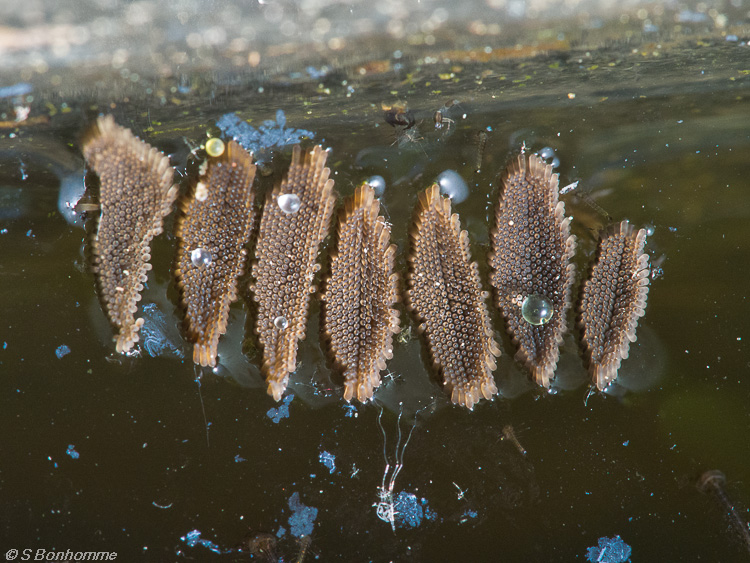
left=697, top=469, right=750, bottom=554
left=501, top=425, right=527, bottom=457
left=475, top=131, right=488, bottom=172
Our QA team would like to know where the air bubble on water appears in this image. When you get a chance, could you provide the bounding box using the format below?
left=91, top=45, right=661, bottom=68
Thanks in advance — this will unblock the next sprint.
left=365, top=175, right=386, bottom=197
left=436, top=169, right=469, bottom=203
left=278, top=193, right=301, bottom=214
left=205, top=137, right=225, bottom=157
left=539, top=146, right=555, bottom=159
left=190, top=248, right=212, bottom=268
left=521, top=294, right=554, bottom=326
left=274, top=316, right=289, bottom=330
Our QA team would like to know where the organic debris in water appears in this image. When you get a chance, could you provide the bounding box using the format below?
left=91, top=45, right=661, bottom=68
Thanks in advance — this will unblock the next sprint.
left=489, top=152, right=577, bottom=388
left=250, top=145, right=336, bottom=401
left=579, top=220, right=650, bottom=390
left=321, top=183, right=400, bottom=403
left=175, top=141, right=257, bottom=367
left=586, top=535, right=632, bottom=563
left=407, top=184, right=500, bottom=409
left=82, top=115, right=178, bottom=354
left=216, top=110, right=314, bottom=162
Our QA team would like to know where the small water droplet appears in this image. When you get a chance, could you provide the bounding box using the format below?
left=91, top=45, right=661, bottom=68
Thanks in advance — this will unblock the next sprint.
left=436, top=169, right=469, bottom=203
left=538, top=146, right=555, bottom=159
left=521, top=294, right=554, bottom=326
left=205, top=137, right=225, bottom=157
left=365, top=175, right=386, bottom=196
left=191, top=248, right=212, bottom=268
left=278, top=193, right=301, bottom=214
left=274, top=316, right=289, bottom=330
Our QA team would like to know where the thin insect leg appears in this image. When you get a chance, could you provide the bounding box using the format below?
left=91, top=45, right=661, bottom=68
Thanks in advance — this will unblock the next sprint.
left=193, top=365, right=210, bottom=447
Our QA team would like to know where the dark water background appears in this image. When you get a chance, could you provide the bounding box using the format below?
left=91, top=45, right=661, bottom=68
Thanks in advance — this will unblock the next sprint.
left=2, top=19, right=750, bottom=562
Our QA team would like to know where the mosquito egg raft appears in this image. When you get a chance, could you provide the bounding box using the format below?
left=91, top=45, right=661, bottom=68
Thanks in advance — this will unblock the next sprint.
left=365, top=175, right=386, bottom=197
left=205, top=137, right=225, bottom=157
left=277, top=193, right=301, bottom=214
left=436, top=169, right=469, bottom=203
left=190, top=247, right=213, bottom=268
left=274, top=315, right=289, bottom=330
left=521, top=293, right=554, bottom=326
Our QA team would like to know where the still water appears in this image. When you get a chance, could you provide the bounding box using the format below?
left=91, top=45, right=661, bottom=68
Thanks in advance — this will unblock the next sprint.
left=1, top=16, right=750, bottom=561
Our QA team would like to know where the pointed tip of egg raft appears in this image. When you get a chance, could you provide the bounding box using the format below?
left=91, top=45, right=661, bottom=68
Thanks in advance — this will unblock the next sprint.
left=408, top=184, right=499, bottom=410
left=82, top=115, right=176, bottom=354
left=490, top=151, right=575, bottom=388
left=579, top=219, right=650, bottom=390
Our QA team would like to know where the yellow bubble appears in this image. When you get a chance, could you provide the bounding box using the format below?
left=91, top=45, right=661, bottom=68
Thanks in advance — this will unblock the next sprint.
left=205, top=137, right=225, bottom=157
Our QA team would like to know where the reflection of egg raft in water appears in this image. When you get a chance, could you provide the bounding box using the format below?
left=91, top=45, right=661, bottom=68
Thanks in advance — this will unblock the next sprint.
left=82, top=115, right=178, bottom=354
left=175, top=141, right=258, bottom=368
left=578, top=220, right=650, bottom=391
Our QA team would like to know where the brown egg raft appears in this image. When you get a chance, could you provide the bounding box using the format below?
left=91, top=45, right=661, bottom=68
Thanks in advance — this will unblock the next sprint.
left=489, top=152, right=577, bottom=388
left=407, top=185, right=500, bottom=410
left=174, top=141, right=257, bottom=367
left=578, top=220, right=650, bottom=390
left=82, top=115, right=178, bottom=353
left=321, top=183, right=400, bottom=403
left=250, top=145, right=337, bottom=401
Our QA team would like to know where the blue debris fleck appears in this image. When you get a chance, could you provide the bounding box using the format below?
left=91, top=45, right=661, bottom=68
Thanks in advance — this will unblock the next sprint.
left=266, top=394, right=294, bottom=423
left=306, top=66, right=329, bottom=80
left=343, top=404, right=357, bottom=418
left=55, top=345, right=71, bottom=359
left=216, top=110, right=315, bottom=163
left=234, top=454, right=246, bottom=463
left=180, top=529, right=224, bottom=554
left=287, top=492, right=318, bottom=538
left=66, top=445, right=79, bottom=459
left=461, top=509, right=478, bottom=522
left=586, top=535, right=632, bottom=563
left=276, top=526, right=287, bottom=539
left=392, top=492, right=437, bottom=528
left=319, top=451, right=336, bottom=474
left=140, top=303, right=185, bottom=359
left=0, top=82, right=32, bottom=98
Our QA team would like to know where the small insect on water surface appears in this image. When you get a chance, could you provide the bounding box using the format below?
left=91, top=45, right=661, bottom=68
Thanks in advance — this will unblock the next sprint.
left=501, top=425, right=527, bottom=457
left=383, top=101, right=415, bottom=129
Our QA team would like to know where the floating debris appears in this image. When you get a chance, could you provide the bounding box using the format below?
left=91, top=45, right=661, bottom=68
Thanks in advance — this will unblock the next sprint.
left=586, top=535, right=632, bottom=563
left=55, top=344, right=71, bottom=359
left=321, top=184, right=399, bottom=403
left=66, top=444, right=79, bottom=459
left=319, top=450, right=336, bottom=474
left=175, top=140, right=257, bottom=367
left=140, top=303, right=185, bottom=359
left=407, top=185, right=500, bottom=409
left=266, top=394, right=294, bottom=423
left=579, top=220, right=650, bottom=390
left=392, top=492, right=438, bottom=529
left=489, top=153, right=576, bottom=387
left=287, top=492, right=318, bottom=538
left=216, top=110, right=314, bottom=162
left=251, top=145, right=336, bottom=401
left=82, top=115, right=178, bottom=354
left=180, top=529, right=225, bottom=554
